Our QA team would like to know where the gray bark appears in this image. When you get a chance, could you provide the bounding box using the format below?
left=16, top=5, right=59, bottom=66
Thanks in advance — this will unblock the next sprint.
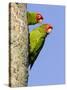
left=9, top=3, right=29, bottom=87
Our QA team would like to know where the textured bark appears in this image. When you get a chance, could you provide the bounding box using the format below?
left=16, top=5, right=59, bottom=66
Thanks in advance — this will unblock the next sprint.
left=9, top=3, right=29, bottom=87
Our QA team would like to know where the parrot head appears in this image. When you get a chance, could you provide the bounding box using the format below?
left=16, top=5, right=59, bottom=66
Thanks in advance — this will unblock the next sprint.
left=38, top=24, right=53, bottom=35
left=44, top=24, right=53, bottom=33
left=36, top=13, right=43, bottom=23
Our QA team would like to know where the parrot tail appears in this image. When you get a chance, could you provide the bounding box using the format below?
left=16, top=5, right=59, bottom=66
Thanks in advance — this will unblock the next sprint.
left=30, top=63, right=33, bottom=69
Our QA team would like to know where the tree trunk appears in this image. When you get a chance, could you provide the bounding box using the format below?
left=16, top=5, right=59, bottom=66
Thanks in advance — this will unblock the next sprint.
left=9, top=3, right=29, bottom=87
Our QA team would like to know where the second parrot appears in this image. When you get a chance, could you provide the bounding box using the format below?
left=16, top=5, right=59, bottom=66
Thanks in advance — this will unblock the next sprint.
left=27, top=12, right=43, bottom=25
left=29, top=24, right=53, bottom=69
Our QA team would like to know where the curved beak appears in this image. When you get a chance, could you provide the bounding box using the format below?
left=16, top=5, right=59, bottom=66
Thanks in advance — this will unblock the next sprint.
left=39, top=19, right=43, bottom=23
left=47, top=25, right=53, bottom=33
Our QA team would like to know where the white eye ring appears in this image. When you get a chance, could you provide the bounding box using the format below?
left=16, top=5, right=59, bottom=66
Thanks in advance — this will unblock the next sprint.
left=38, top=15, right=41, bottom=18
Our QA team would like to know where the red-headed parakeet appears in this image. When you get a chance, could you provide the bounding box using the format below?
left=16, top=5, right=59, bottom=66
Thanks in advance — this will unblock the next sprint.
left=29, top=24, right=53, bottom=69
left=27, top=12, right=43, bottom=25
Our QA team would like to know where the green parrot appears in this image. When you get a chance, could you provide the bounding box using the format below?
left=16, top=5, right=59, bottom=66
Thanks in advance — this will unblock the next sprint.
left=27, top=12, right=43, bottom=25
left=29, top=24, right=53, bottom=69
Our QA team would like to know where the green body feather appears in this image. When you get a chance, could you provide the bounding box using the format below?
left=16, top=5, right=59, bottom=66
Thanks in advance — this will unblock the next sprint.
left=29, top=24, right=48, bottom=69
left=27, top=12, right=37, bottom=25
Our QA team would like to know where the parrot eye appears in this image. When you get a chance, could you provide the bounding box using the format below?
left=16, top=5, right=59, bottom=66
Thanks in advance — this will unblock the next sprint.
left=38, top=14, right=41, bottom=18
left=36, top=13, right=43, bottom=23
left=38, top=14, right=43, bottom=19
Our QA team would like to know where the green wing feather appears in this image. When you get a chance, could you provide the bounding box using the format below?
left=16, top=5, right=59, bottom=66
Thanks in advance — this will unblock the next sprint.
left=29, top=29, right=46, bottom=69
left=27, top=12, right=37, bottom=25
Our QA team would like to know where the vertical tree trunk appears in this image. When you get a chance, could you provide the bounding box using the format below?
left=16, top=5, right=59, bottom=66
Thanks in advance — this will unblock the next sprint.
left=9, top=3, right=29, bottom=87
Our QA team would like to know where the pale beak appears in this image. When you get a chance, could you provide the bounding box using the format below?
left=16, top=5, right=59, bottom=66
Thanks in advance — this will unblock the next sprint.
left=39, top=19, right=43, bottom=23
left=47, top=28, right=52, bottom=33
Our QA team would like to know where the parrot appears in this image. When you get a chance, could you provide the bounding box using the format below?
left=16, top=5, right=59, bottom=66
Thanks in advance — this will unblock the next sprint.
left=29, top=24, right=53, bottom=69
left=27, top=12, right=43, bottom=25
